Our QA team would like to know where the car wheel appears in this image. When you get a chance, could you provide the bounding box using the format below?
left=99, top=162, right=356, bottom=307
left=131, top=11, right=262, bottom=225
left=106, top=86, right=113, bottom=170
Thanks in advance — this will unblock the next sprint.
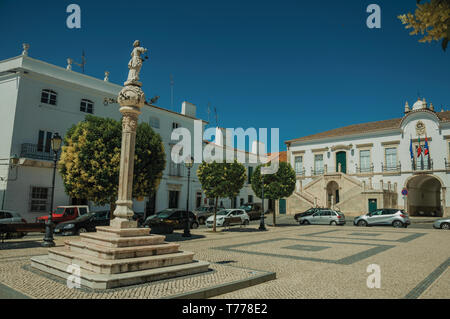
left=357, top=220, right=368, bottom=227
left=78, top=227, right=87, bottom=234
left=392, top=220, right=403, bottom=228
left=330, top=221, right=337, bottom=226
left=303, top=220, right=310, bottom=225
left=191, top=222, right=199, bottom=229
left=243, top=219, right=249, bottom=226
left=223, top=221, right=229, bottom=227
left=198, top=217, right=205, bottom=224
left=441, top=223, right=450, bottom=230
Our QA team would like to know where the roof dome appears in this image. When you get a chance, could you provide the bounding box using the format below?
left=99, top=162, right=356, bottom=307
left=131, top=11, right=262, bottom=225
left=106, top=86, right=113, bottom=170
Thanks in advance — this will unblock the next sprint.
left=412, top=98, right=427, bottom=111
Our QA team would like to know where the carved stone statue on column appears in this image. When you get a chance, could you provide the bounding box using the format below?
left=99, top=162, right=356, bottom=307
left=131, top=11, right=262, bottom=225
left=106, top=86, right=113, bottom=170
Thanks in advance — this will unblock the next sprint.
left=125, top=40, right=148, bottom=87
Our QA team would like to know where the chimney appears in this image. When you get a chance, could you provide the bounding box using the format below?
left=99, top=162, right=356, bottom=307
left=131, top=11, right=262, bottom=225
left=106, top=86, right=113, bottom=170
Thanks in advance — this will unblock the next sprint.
left=181, top=101, right=196, bottom=118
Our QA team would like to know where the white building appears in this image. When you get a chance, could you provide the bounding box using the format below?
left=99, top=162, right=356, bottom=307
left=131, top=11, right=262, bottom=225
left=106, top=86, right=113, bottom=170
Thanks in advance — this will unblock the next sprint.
left=0, top=46, right=264, bottom=221
left=285, top=98, right=450, bottom=217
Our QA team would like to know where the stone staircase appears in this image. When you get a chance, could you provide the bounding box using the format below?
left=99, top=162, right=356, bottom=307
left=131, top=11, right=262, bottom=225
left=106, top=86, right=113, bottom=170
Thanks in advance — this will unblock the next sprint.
left=31, top=226, right=210, bottom=289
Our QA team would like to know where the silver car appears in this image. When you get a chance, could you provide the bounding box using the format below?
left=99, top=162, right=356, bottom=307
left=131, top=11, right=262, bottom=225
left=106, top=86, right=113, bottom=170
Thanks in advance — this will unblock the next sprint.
left=0, top=210, right=25, bottom=224
left=354, top=209, right=410, bottom=228
left=299, top=210, right=345, bottom=226
left=433, top=218, right=450, bottom=230
left=206, top=209, right=250, bottom=228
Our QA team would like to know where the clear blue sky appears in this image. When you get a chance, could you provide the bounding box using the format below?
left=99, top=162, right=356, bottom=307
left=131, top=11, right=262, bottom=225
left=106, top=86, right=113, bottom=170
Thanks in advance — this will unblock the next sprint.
left=1, top=0, right=449, bottom=151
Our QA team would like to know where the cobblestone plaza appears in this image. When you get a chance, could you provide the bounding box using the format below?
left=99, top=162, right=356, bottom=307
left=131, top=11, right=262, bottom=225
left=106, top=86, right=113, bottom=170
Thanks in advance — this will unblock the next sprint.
left=0, top=223, right=449, bottom=299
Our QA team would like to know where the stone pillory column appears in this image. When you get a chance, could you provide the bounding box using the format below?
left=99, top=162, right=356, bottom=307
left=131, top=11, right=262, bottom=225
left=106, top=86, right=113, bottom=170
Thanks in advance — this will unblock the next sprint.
left=111, top=40, right=147, bottom=229
left=30, top=41, right=210, bottom=290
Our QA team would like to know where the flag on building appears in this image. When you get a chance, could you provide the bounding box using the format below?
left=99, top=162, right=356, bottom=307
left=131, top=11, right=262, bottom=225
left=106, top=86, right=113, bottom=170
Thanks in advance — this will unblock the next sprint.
left=424, top=136, right=429, bottom=155
left=409, top=138, right=414, bottom=159
left=417, top=136, right=422, bottom=158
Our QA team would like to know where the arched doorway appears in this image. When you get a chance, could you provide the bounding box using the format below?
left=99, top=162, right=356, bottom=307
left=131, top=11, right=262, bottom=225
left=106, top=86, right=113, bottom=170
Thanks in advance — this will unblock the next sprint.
left=326, top=181, right=340, bottom=208
left=336, top=151, right=347, bottom=173
left=406, top=175, right=443, bottom=217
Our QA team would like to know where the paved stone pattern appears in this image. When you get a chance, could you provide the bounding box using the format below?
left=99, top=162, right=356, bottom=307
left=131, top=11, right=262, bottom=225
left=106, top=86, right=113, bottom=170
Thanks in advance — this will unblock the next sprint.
left=1, top=222, right=450, bottom=299
left=0, top=236, right=268, bottom=299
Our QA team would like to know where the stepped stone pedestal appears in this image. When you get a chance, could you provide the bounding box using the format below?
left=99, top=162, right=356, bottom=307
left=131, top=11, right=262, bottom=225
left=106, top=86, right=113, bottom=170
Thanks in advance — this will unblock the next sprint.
left=31, top=226, right=210, bottom=289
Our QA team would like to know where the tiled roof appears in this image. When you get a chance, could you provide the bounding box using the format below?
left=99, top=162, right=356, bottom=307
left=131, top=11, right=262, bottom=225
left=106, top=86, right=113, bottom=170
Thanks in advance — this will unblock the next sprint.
left=285, top=110, right=450, bottom=145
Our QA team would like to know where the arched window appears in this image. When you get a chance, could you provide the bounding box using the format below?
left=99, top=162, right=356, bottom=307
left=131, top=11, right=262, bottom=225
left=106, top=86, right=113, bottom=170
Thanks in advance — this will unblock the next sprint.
left=80, top=99, right=94, bottom=114
left=41, top=89, right=57, bottom=105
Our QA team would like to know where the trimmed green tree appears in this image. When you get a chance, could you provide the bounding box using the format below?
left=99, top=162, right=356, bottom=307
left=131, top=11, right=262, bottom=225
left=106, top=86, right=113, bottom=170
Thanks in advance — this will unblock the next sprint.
left=197, top=160, right=246, bottom=232
left=59, top=115, right=165, bottom=217
left=251, top=162, right=296, bottom=226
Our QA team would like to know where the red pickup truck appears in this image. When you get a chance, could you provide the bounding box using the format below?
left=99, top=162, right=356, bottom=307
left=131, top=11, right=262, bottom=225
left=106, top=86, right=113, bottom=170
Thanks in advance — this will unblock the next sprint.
left=36, top=206, right=89, bottom=224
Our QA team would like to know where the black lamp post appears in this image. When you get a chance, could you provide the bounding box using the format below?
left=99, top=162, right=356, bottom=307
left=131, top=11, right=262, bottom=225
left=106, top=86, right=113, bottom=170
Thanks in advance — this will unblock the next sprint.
left=182, top=156, right=194, bottom=238
left=42, top=133, right=62, bottom=247
left=259, top=172, right=267, bottom=231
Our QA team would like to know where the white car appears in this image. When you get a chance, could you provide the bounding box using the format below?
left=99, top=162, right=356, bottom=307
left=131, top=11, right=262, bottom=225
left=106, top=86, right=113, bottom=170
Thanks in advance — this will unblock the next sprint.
left=206, top=209, right=250, bottom=228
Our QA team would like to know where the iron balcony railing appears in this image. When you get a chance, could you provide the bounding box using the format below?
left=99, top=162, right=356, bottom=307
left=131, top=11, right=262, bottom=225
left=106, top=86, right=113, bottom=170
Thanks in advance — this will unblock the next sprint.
left=412, top=158, right=433, bottom=171
left=168, top=163, right=183, bottom=177
left=20, top=143, right=55, bottom=161
left=312, top=167, right=324, bottom=176
left=295, top=168, right=305, bottom=177
left=382, top=162, right=401, bottom=173
left=355, top=163, right=374, bottom=174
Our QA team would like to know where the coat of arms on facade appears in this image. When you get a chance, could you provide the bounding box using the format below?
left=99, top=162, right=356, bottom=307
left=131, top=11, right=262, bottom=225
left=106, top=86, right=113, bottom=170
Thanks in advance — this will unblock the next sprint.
left=416, top=121, right=426, bottom=136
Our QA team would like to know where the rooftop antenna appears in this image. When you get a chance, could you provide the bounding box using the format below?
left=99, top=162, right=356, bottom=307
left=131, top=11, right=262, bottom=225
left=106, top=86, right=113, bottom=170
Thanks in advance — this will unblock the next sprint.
left=71, top=49, right=86, bottom=73
left=214, top=107, right=219, bottom=127
left=170, top=74, right=174, bottom=110
left=206, top=102, right=211, bottom=127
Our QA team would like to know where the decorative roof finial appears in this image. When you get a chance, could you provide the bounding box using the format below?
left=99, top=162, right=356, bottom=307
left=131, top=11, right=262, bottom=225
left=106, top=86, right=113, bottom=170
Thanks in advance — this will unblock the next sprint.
left=66, top=58, right=73, bottom=70
left=22, top=43, right=29, bottom=56
left=104, top=71, right=110, bottom=82
left=429, top=102, right=434, bottom=112
left=404, top=101, right=410, bottom=114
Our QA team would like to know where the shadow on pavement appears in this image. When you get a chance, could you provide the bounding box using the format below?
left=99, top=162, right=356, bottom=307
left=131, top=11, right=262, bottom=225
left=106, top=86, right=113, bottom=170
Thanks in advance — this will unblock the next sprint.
left=221, top=228, right=263, bottom=233
left=0, top=240, right=43, bottom=250
left=159, top=233, right=206, bottom=242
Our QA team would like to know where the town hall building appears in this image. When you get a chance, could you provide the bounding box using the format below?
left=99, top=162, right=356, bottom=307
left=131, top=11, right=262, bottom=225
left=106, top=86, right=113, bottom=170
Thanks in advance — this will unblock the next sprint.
left=285, top=98, right=450, bottom=218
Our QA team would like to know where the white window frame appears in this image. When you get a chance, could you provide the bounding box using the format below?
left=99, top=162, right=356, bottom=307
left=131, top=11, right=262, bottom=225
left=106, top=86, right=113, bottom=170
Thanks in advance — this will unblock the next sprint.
left=41, top=89, right=57, bottom=105
left=80, top=99, right=94, bottom=114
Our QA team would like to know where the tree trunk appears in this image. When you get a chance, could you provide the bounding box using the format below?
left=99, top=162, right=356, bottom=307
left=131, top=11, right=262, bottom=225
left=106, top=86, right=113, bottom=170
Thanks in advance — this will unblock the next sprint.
left=273, top=199, right=277, bottom=226
left=213, top=197, right=218, bottom=232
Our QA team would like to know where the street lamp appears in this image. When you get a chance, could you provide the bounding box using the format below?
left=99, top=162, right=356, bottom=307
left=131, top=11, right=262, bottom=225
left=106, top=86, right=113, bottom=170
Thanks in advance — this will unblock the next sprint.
left=182, top=156, right=194, bottom=238
left=258, top=172, right=267, bottom=231
left=42, top=133, right=62, bottom=247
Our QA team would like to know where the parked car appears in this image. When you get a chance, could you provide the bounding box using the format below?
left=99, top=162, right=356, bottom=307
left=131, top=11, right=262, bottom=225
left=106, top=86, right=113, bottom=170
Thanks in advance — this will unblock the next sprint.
left=299, top=210, right=346, bottom=225
left=54, top=210, right=110, bottom=236
left=206, top=209, right=250, bottom=228
left=353, top=209, right=410, bottom=228
left=193, top=206, right=215, bottom=224
left=294, top=208, right=328, bottom=224
left=36, top=205, right=89, bottom=224
left=143, top=209, right=199, bottom=234
left=132, top=212, right=145, bottom=227
left=433, top=218, right=450, bottom=230
left=0, top=210, right=27, bottom=238
left=239, top=203, right=263, bottom=220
